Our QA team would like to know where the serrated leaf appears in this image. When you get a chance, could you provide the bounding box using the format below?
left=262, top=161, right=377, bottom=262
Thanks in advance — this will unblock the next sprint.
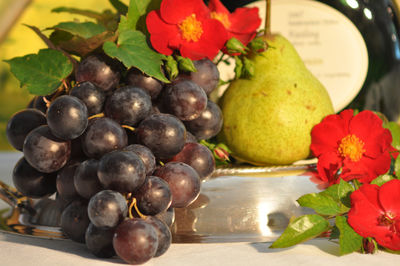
left=4, top=49, right=73, bottom=95
left=50, top=21, right=106, bottom=39
left=103, top=30, right=168, bottom=83
left=383, top=121, right=400, bottom=150
left=49, top=29, right=74, bottom=44
left=109, top=0, right=128, bottom=14
left=335, top=215, right=363, bottom=255
left=50, top=30, right=116, bottom=57
left=270, top=214, right=329, bottom=248
left=318, top=183, right=350, bottom=213
left=371, top=174, right=395, bottom=186
left=297, top=193, right=341, bottom=215
left=338, top=179, right=354, bottom=208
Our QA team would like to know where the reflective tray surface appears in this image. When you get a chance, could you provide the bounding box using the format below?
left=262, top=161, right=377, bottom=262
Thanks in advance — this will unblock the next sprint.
left=0, top=162, right=320, bottom=243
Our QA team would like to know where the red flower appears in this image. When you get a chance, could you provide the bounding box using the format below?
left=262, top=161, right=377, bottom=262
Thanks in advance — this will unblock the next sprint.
left=208, top=0, right=261, bottom=47
left=310, top=109, right=393, bottom=185
left=146, top=0, right=228, bottom=60
left=348, top=180, right=400, bottom=251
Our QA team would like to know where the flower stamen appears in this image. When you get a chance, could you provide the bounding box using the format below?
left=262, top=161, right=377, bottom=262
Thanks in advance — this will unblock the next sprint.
left=211, top=12, right=231, bottom=28
left=378, top=212, right=397, bottom=233
left=179, top=14, right=203, bottom=42
left=338, top=134, right=366, bottom=162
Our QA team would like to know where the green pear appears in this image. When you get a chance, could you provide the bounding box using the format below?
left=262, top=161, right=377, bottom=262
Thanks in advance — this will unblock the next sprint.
left=219, top=34, right=334, bottom=165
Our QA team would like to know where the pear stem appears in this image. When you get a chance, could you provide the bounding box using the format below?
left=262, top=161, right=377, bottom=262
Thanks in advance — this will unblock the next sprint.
left=264, top=0, right=271, bottom=37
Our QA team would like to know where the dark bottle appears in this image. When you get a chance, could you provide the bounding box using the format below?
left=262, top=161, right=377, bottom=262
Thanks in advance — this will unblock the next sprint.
left=222, top=0, right=400, bottom=121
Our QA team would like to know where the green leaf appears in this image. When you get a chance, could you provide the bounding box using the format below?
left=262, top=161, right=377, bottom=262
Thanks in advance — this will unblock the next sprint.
left=335, top=215, right=363, bottom=255
left=383, top=121, right=400, bottom=150
left=118, top=15, right=131, bottom=33
left=123, top=0, right=162, bottom=33
left=320, top=184, right=340, bottom=201
left=4, top=49, right=73, bottom=95
left=109, top=0, right=128, bottom=14
left=103, top=30, right=169, bottom=83
left=50, top=21, right=106, bottom=39
left=50, top=30, right=116, bottom=57
left=371, top=174, right=395, bottom=186
left=330, top=225, right=340, bottom=240
left=338, top=179, right=354, bottom=208
left=270, top=214, right=329, bottom=248
left=297, top=193, right=341, bottom=216
left=125, top=0, right=152, bottom=30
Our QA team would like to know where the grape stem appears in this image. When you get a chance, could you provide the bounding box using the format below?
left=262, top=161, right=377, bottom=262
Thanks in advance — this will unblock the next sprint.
left=264, top=0, right=271, bottom=37
left=88, top=113, right=105, bottom=120
left=50, top=82, right=68, bottom=102
left=62, top=80, right=69, bottom=91
left=121, top=125, right=135, bottom=132
left=128, top=197, right=146, bottom=219
left=42, top=96, right=51, bottom=108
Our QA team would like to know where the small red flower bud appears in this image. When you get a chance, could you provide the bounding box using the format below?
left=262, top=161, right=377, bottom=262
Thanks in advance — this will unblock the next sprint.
left=214, top=147, right=229, bottom=161
left=363, top=238, right=377, bottom=254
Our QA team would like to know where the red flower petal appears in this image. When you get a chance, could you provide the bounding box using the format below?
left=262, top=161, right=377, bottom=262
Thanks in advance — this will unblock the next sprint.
left=146, top=11, right=180, bottom=55
left=341, top=151, right=391, bottom=183
left=316, top=152, right=342, bottom=184
left=229, top=7, right=261, bottom=34
left=160, top=0, right=209, bottom=24
left=230, top=32, right=257, bottom=47
left=349, top=110, right=392, bottom=158
left=310, top=111, right=352, bottom=157
left=348, top=184, right=386, bottom=238
left=376, top=180, right=400, bottom=250
left=379, top=180, right=400, bottom=217
left=149, top=34, right=174, bottom=55
left=208, top=0, right=230, bottom=15
left=377, top=229, right=400, bottom=250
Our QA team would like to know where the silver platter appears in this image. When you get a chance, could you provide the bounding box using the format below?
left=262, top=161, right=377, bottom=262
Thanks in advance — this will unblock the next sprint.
left=0, top=162, right=320, bottom=243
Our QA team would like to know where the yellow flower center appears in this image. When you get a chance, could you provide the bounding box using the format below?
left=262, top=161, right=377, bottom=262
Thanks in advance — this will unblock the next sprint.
left=338, top=134, right=366, bottom=162
left=179, top=14, right=203, bottom=42
left=210, top=11, right=231, bottom=28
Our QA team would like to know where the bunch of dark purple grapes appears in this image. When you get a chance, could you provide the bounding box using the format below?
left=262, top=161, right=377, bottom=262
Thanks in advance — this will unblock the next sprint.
left=6, top=53, right=223, bottom=265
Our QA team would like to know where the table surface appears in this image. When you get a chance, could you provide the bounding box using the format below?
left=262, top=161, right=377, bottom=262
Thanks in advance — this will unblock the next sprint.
left=0, top=152, right=398, bottom=266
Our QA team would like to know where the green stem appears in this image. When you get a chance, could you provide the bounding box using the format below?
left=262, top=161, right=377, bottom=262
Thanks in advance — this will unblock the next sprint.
left=265, top=0, right=271, bottom=37
left=352, top=179, right=361, bottom=190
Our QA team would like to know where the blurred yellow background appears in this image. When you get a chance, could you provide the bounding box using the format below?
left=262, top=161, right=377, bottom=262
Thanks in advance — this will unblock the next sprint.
left=0, top=0, right=124, bottom=149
